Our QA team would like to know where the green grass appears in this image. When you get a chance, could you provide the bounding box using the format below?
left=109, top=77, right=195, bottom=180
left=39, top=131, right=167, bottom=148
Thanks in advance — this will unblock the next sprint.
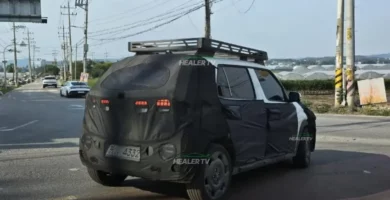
left=0, top=86, right=15, bottom=94
left=88, top=78, right=99, bottom=88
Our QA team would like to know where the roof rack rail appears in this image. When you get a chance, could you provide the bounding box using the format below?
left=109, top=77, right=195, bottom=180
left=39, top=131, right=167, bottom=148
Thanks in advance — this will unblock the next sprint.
left=128, top=37, right=268, bottom=64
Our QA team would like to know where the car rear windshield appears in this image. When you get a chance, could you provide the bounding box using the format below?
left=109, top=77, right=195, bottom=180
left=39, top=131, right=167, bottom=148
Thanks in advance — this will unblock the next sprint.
left=71, top=82, right=87, bottom=86
left=101, top=63, right=170, bottom=90
left=44, top=77, right=55, bottom=80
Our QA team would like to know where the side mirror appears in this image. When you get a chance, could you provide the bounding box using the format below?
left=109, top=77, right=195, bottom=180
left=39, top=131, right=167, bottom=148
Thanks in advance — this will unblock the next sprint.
left=289, top=91, right=301, bottom=102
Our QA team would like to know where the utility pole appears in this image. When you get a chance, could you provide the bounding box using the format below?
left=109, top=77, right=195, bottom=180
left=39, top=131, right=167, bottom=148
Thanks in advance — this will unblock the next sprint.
left=61, top=25, right=67, bottom=81
left=75, top=0, right=89, bottom=73
left=12, top=22, right=18, bottom=86
left=33, top=45, right=40, bottom=77
left=105, top=50, right=108, bottom=62
left=204, top=0, right=211, bottom=39
left=74, top=44, right=77, bottom=80
left=345, top=0, right=356, bottom=110
left=61, top=1, right=77, bottom=80
left=52, top=50, right=58, bottom=75
left=335, top=0, right=344, bottom=107
left=25, top=29, right=34, bottom=82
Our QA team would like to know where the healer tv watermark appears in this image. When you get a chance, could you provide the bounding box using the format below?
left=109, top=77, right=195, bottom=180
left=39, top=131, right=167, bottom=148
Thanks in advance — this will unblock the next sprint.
left=179, top=56, right=217, bottom=67
left=173, top=153, right=211, bottom=165
left=289, top=133, right=313, bottom=141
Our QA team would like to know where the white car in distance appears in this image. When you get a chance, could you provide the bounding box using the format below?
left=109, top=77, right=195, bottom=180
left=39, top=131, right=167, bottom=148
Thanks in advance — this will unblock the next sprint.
left=42, top=76, right=58, bottom=88
left=60, top=81, right=90, bottom=97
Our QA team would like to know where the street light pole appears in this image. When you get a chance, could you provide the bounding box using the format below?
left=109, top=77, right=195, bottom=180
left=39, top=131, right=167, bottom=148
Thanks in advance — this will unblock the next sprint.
left=2, top=44, right=12, bottom=88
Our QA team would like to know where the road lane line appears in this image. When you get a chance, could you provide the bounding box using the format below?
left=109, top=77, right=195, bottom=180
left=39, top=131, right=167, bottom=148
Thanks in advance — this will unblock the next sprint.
left=0, top=138, right=79, bottom=147
left=51, top=195, right=78, bottom=200
left=0, top=120, right=38, bottom=132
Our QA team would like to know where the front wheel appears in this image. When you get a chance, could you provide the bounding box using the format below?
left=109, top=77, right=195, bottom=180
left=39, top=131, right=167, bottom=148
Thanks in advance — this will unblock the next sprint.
left=292, top=127, right=311, bottom=168
left=186, top=144, right=232, bottom=200
left=87, top=168, right=127, bottom=186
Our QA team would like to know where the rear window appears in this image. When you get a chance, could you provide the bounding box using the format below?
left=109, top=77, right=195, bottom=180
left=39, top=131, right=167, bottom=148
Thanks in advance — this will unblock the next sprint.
left=101, top=63, right=170, bottom=90
left=44, top=77, right=55, bottom=80
left=71, top=82, right=87, bottom=86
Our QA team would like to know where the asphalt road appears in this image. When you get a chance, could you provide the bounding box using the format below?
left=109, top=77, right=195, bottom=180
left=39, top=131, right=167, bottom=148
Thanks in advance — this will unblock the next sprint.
left=1, top=82, right=390, bottom=200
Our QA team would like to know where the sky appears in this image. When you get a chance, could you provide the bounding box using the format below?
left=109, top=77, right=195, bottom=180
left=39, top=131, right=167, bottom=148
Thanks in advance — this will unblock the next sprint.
left=0, top=0, right=389, bottom=62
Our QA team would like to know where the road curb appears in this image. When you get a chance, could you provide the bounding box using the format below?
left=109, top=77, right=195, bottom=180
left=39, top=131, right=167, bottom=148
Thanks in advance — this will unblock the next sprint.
left=316, top=113, right=390, bottom=119
left=317, top=135, right=390, bottom=145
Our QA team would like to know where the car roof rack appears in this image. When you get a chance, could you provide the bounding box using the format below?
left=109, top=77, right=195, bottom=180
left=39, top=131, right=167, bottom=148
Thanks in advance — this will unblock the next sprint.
left=128, top=37, right=268, bottom=64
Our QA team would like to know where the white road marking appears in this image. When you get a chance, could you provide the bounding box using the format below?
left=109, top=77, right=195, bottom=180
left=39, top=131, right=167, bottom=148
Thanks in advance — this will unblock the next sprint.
left=21, top=100, right=26, bottom=102
left=0, top=120, right=38, bottom=132
left=0, top=138, right=79, bottom=147
left=51, top=195, right=78, bottom=200
left=69, top=104, right=83, bottom=108
left=363, top=170, right=371, bottom=174
left=69, top=168, right=80, bottom=171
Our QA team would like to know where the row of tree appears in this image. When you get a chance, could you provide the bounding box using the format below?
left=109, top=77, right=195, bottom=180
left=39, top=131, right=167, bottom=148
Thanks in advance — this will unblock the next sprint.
left=270, top=56, right=390, bottom=65
left=0, top=64, right=26, bottom=73
left=35, top=60, right=113, bottom=79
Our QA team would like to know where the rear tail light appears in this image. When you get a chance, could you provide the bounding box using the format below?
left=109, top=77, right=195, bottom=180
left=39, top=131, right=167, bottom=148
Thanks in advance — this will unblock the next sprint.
left=157, top=99, right=171, bottom=107
left=135, top=101, right=148, bottom=106
left=135, top=100, right=148, bottom=113
left=157, top=99, right=171, bottom=112
left=101, top=99, right=109, bottom=104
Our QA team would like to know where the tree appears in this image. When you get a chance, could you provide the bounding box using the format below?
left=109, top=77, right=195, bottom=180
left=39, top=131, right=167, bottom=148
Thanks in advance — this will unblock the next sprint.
left=6, top=64, right=14, bottom=73
left=44, top=64, right=60, bottom=75
left=91, top=62, right=112, bottom=78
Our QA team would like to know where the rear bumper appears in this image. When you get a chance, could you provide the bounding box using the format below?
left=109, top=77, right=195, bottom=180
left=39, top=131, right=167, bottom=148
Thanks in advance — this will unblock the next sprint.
left=43, top=82, right=57, bottom=85
left=79, top=133, right=197, bottom=183
left=68, top=90, right=89, bottom=96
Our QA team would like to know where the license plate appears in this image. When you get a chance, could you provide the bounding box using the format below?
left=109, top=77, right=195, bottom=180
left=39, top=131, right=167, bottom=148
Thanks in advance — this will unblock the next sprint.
left=78, top=91, right=84, bottom=93
left=105, top=145, right=140, bottom=162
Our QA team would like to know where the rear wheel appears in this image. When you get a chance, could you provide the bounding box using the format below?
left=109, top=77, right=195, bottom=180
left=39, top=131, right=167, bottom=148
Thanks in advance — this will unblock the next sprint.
left=292, top=127, right=311, bottom=168
left=60, top=90, right=63, bottom=97
left=54, top=84, right=57, bottom=88
left=87, top=168, right=127, bottom=186
left=186, top=144, right=232, bottom=200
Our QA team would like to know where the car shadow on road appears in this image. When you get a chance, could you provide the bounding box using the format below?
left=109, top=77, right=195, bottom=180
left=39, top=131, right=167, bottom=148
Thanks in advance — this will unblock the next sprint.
left=77, top=150, right=390, bottom=200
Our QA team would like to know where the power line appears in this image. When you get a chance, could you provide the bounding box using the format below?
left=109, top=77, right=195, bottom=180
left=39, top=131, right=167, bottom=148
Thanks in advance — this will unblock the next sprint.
left=89, top=0, right=164, bottom=24
left=89, top=5, right=204, bottom=38
left=89, top=4, right=206, bottom=46
left=88, top=0, right=202, bottom=34
left=231, top=0, right=256, bottom=14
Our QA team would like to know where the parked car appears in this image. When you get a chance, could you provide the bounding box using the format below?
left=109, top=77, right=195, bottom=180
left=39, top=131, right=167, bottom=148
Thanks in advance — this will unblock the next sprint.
left=79, top=38, right=317, bottom=200
left=60, top=81, right=90, bottom=97
left=42, top=76, right=57, bottom=88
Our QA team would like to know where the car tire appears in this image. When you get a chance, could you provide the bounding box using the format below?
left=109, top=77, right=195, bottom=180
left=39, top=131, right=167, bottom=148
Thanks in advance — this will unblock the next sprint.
left=292, top=127, right=311, bottom=168
left=42, top=85, right=46, bottom=88
left=65, top=91, right=69, bottom=98
left=54, top=85, right=57, bottom=88
left=87, top=168, right=127, bottom=186
left=186, top=144, right=232, bottom=200
left=60, top=90, right=63, bottom=97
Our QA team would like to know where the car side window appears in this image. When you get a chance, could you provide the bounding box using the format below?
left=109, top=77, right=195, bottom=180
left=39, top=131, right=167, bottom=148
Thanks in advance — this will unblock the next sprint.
left=217, top=65, right=255, bottom=100
left=254, top=69, right=286, bottom=102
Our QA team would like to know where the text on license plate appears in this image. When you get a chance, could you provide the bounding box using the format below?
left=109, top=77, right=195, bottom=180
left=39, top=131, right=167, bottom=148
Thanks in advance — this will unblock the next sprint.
left=105, top=145, right=140, bottom=162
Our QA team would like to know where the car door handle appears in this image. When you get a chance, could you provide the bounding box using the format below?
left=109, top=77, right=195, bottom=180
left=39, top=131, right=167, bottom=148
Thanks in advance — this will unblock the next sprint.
left=267, top=108, right=281, bottom=120
left=222, top=106, right=241, bottom=120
